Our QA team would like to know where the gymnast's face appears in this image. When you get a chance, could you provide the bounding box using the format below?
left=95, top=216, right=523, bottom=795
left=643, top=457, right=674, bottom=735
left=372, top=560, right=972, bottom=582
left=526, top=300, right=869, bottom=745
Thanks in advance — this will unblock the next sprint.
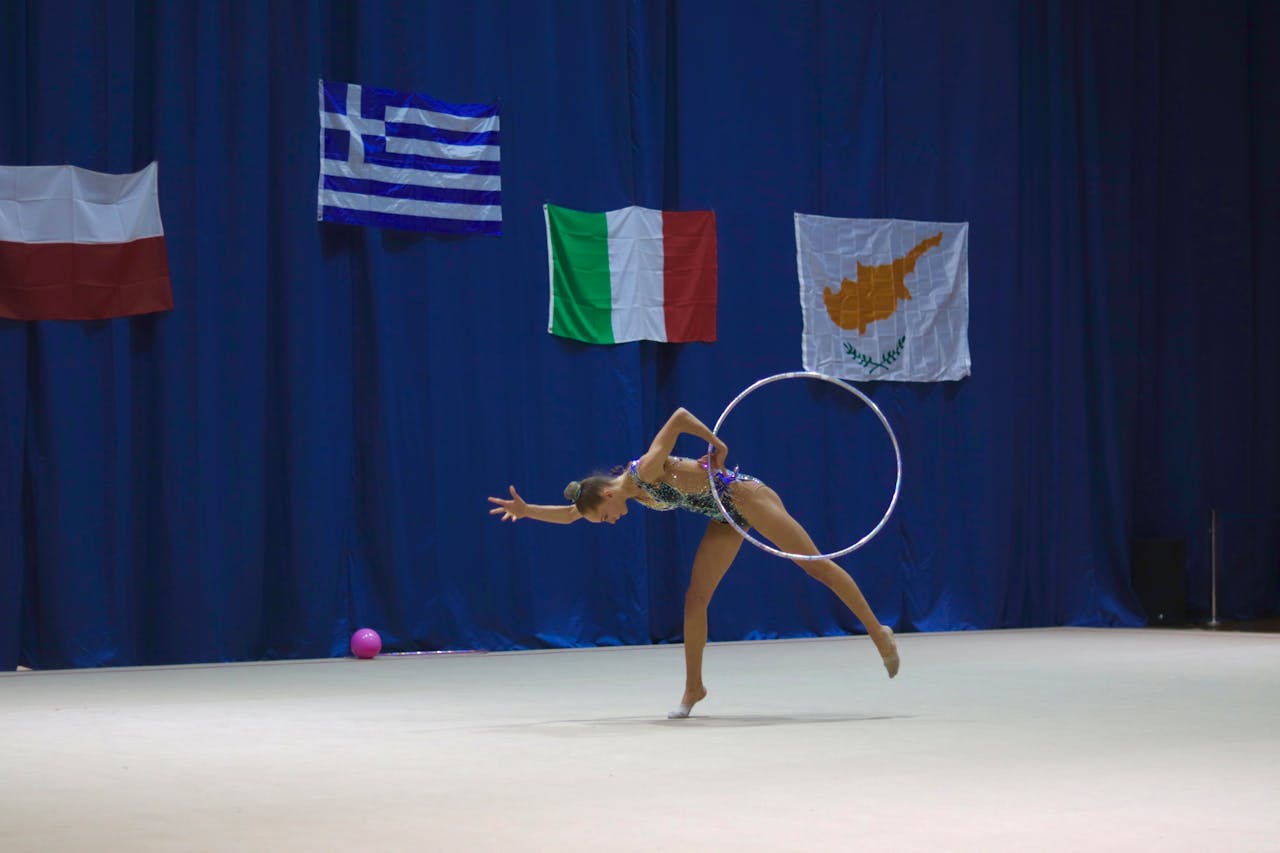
left=586, top=490, right=629, bottom=524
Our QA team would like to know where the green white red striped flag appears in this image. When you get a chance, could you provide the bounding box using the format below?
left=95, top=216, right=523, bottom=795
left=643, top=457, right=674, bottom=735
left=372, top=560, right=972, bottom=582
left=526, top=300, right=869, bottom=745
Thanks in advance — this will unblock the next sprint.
left=544, top=204, right=717, bottom=344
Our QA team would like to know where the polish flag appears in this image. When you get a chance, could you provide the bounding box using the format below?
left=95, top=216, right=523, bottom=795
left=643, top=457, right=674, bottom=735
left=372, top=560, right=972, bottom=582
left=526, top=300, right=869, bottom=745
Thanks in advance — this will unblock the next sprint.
left=0, top=163, right=173, bottom=321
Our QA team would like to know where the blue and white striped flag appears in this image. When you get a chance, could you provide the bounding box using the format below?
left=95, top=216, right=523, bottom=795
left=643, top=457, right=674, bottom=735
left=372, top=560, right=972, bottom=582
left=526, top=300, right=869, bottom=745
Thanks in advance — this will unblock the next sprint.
left=317, top=80, right=502, bottom=236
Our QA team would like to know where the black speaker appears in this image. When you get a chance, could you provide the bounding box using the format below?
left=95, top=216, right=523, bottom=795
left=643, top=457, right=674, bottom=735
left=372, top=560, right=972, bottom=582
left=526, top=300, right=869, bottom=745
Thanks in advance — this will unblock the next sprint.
left=1131, top=538, right=1188, bottom=626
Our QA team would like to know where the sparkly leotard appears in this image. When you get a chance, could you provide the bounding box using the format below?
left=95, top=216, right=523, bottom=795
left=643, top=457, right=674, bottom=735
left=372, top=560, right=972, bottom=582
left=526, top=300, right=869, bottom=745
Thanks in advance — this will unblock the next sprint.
left=627, top=457, right=760, bottom=528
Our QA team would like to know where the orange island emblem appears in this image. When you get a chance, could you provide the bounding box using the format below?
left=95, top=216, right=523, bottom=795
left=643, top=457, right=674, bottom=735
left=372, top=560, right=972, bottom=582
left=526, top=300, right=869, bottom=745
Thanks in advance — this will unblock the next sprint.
left=822, top=232, right=943, bottom=335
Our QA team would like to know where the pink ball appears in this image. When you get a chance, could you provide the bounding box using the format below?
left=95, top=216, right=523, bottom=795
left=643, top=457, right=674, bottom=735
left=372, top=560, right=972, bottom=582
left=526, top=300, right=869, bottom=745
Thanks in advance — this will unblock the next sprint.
left=350, top=628, right=382, bottom=659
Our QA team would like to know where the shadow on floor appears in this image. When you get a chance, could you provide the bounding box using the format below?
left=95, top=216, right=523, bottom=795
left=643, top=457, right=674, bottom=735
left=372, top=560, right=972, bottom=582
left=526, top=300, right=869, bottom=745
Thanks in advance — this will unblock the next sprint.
left=488, top=712, right=910, bottom=733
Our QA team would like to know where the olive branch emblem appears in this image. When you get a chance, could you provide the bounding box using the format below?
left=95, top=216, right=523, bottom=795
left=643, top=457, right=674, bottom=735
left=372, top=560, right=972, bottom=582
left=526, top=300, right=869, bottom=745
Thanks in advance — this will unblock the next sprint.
left=843, top=336, right=906, bottom=374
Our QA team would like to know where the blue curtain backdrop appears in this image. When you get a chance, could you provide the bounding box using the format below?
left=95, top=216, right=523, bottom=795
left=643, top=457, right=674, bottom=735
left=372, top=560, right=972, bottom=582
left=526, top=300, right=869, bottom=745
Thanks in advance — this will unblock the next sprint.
left=1, top=0, right=1276, bottom=668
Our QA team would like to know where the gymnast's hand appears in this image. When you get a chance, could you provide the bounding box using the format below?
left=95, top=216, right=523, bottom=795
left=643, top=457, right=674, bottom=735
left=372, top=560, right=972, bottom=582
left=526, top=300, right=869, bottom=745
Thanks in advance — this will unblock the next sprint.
left=487, top=485, right=528, bottom=521
left=699, top=439, right=729, bottom=472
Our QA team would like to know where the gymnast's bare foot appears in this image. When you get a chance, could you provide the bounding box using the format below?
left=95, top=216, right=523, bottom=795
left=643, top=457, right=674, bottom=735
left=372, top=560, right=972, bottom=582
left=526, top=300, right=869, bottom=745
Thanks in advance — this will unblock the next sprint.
left=668, top=685, right=708, bottom=719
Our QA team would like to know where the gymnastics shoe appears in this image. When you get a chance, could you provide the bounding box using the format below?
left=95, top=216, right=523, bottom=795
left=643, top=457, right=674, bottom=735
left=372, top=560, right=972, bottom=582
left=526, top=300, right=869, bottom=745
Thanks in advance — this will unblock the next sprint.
left=668, top=685, right=707, bottom=718
left=880, top=626, right=899, bottom=679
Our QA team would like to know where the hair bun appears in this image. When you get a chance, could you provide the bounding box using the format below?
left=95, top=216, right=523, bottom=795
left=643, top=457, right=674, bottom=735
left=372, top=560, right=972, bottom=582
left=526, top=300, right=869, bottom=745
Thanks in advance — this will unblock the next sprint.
left=564, top=481, right=582, bottom=502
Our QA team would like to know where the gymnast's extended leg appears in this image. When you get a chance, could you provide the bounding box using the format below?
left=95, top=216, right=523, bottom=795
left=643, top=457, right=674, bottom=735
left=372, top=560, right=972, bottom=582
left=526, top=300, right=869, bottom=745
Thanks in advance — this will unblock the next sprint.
left=670, top=519, right=744, bottom=718
left=737, top=483, right=899, bottom=677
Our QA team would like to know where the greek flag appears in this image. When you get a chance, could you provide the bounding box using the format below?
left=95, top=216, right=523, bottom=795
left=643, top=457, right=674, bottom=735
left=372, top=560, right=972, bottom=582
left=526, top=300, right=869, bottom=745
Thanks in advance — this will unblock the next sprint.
left=317, top=80, right=502, bottom=236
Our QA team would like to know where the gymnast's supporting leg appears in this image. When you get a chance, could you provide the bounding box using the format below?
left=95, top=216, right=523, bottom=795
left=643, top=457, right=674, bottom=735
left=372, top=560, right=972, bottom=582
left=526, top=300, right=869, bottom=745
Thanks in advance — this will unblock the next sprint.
left=738, top=484, right=899, bottom=677
left=669, top=520, right=744, bottom=718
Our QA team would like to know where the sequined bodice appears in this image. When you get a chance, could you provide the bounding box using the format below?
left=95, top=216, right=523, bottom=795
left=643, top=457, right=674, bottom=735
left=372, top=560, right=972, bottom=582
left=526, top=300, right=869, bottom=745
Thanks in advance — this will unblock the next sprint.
left=627, top=457, right=757, bottom=525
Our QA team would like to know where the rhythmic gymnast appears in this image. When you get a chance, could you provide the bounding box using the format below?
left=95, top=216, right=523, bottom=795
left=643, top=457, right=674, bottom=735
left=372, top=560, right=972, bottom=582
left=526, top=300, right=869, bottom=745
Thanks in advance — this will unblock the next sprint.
left=487, top=406, right=899, bottom=719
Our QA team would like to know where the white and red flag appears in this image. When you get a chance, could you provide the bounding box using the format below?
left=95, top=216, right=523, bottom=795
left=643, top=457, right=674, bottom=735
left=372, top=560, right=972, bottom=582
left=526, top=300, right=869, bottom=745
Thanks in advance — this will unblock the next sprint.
left=0, top=162, right=173, bottom=321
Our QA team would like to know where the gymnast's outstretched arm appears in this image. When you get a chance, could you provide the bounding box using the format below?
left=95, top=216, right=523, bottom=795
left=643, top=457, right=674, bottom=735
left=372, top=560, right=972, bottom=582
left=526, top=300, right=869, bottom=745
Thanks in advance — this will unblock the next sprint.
left=487, top=485, right=581, bottom=524
left=635, top=407, right=729, bottom=482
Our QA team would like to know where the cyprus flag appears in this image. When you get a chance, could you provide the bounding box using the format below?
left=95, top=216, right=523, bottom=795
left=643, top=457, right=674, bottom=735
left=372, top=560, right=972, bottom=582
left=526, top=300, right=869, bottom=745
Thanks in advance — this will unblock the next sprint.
left=796, top=214, right=969, bottom=382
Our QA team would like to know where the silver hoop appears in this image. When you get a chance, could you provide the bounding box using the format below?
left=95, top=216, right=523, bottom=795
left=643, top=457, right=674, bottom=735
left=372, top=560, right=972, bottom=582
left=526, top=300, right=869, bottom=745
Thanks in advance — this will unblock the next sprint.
left=707, top=371, right=902, bottom=562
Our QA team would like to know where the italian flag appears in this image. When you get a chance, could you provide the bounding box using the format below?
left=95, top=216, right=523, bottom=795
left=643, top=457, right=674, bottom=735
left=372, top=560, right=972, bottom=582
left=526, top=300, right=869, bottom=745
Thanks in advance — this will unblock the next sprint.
left=0, top=163, right=173, bottom=321
left=545, top=204, right=717, bottom=344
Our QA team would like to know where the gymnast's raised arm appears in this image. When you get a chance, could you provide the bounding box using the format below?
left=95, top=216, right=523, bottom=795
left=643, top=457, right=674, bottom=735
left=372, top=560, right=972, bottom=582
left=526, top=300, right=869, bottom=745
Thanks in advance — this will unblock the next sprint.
left=487, top=485, right=582, bottom=524
left=634, top=407, right=729, bottom=482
